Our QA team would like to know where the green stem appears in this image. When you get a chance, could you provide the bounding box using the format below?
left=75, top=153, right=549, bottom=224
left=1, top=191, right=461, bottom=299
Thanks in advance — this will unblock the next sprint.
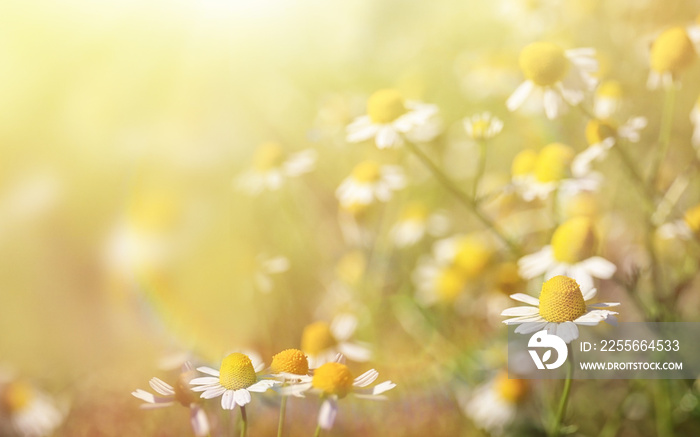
left=277, top=391, right=288, bottom=437
left=650, top=86, right=677, bottom=188
left=472, top=140, right=487, bottom=200
left=313, top=423, right=322, bottom=437
left=240, top=405, right=248, bottom=437
left=404, top=140, right=522, bottom=256
left=549, top=343, right=574, bottom=437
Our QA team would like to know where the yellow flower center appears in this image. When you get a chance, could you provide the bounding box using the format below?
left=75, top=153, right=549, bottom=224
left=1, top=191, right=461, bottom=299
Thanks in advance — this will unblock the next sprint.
left=1, top=381, right=33, bottom=412
left=494, top=372, right=528, bottom=403
left=253, top=142, right=286, bottom=172
left=174, top=371, right=199, bottom=406
left=511, top=149, right=538, bottom=177
left=565, top=192, right=598, bottom=219
left=538, top=275, right=587, bottom=323
left=585, top=119, right=617, bottom=146
left=351, top=161, right=382, bottom=183
left=596, top=80, right=623, bottom=99
left=534, top=143, right=574, bottom=183
left=453, top=237, right=492, bottom=278
left=270, top=349, right=309, bottom=375
left=650, top=27, right=695, bottom=74
left=519, top=42, right=570, bottom=86
left=434, top=266, right=467, bottom=302
left=301, top=321, right=336, bottom=355
left=400, top=202, right=429, bottom=222
left=218, top=353, right=258, bottom=390
left=367, top=89, right=407, bottom=124
left=551, top=216, right=598, bottom=263
left=684, top=204, right=700, bottom=235
left=468, top=119, right=491, bottom=140
left=311, top=362, right=354, bottom=398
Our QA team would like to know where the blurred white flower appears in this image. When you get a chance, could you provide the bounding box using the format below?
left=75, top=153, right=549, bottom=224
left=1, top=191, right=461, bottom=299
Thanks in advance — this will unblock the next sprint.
left=647, top=26, right=696, bottom=90
left=463, top=112, right=503, bottom=141
left=0, top=378, right=65, bottom=437
left=389, top=203, right=449, bottom=248
left=458, top=372, right=528, bottom=435
left=572, top=117, right=647, bottom=177
left=301, top=314, right=371, bottom=368
left=593, top=80, right=624, bottom=119
left=335, top=161, right=406, bottom=208
left=254, top=254, right=290, bottom=293
left=236, top=142, right=316, bottom=195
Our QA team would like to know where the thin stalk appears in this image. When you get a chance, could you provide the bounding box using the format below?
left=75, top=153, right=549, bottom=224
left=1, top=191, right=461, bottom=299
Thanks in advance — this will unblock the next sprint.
left=549, top=343, right=574, bottom=437
left=404, top=140, right=522, bottom=256
left=472, top=140, right=487, bottom=200
left=650, top=87, right=677, bottom=188
left=313, top=423, right=322, bottom=437
left=277, top=388, right=288, bottom=437
left=240, top=405, right=248, bottom=437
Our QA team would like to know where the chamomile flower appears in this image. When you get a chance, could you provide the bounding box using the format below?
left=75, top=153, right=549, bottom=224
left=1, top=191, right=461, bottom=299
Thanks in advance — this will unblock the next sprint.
left=235, top=142, right=316, bottom=195
left=346, top=89, right=440, bottom=149
left=463, top=112, right=504, bottom=141
left=301, top=314, right=371, bottom=367
left=507, top=42, right=598, bottom=119
left=282, top=359, right=396, bottom=431
left=594, top=80, right=624, bottom=119
left=518, top=216, right=616, bottom=292
left=647, top=26, right=696, bottom=90
left=335, top=161, right=406, bottom=208
left=0, top=379, right=64, bottom=437
left=268, top=349, right=311, bottom=383
left=501, top=275, right=619, bottom=343
left=572, top=117, right=647, bottom=177
left=459, top=372, right=528, bottom=436
left=389, top=202, right=450, bottom=248
left=513, top=143, right=599, bottom=202
left=189, top=353, right=277, bottom=410
left=253, top=253, right=290, bottom=293
left=657, top=203, right=700, bottom=241
left=132, top=363, right=210, bottom=437
left=691, top=95, right=700, bottom=150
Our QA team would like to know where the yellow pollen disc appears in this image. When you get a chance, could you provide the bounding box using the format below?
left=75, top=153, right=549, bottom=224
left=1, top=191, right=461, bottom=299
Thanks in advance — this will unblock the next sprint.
left=453, top=237, right=492, bottom=278
left=684, top=204, right=700, bottom=235
left=400, top=202, right=429, bottom=222
left=435, top=266, right=467, bottom=302
left=311, top=362, right=354, bottom=398
left=174, top=371, right=199, bottom=406
left=551, top=216, right=598, bottom=263
left=271, top=349, right=309, bottom=375
left=367, top=89, right=407, bottom=124
left=468, top=119, right=491, bottom=140
left=253, top=142, right=286, bottom=172
left=511, top=149, right=538, bottom=177
left=494, top=372, right=528, bottom=403
left=534, top=143, right=574, bottom=183
left=650, top=27, right=695, bottom=74
left=351, top=161, right=382, bottom=183
left=301, top=321, right=336, bottom=355
left=519, top=42, right=570, bottom=86
left=596, top=80, right=623, bottom=99
left=218, top=353, right=258, bottom=390
left=585, top=119, right=617, bottom=145
left=538, top=275, right=587, bottom=323
left=1, top=381, right=33, bottom=412
left=565, top=192, right=599, bottom=219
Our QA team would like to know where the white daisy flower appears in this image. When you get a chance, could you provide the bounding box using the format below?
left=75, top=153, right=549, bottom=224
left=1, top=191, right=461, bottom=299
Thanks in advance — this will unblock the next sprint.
left=253, top=254, right=290, bottom=293
left=572, top=117, right=647, bottom=177
left=690, top=95, right=700, bottom=151
left=389, top=202, right=450, bottom=248
left=335, top=161, right=406, bottom=208
left=657, top=203, right=700, bottom=241
left=518, top=216, right=616, bottom=292
left=346, top=89, right=440, bottom=149
left=301, top=314, right=372, bottom=368
left=235, top=142, right=316, bottom=195
left=132, top=362, right=210, bottom=437
left=463, top=112, right=504, bottom=141
left=501, top=275, right=619, bottom=343
left=507, top=42, right=598, bottom=119
left=281, top=357, right=395, bottom=431
left=189, top=353, right=277, bottom=410
left=647, top=26, right=696, bottom=90
left=458, top=372, right=528, bottom=436
left=593, top=80, right=624, bottom=119
left=0, top=379, right=64, bottom=437
left=511, top=143, right=600, bottom=202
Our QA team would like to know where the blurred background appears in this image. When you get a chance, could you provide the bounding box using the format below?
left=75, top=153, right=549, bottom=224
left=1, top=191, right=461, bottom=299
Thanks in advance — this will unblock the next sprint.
left=2, top=0, right=700, bottom=435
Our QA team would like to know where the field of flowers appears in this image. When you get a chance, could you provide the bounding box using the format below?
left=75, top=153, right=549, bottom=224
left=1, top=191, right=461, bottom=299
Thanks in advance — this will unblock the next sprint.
left=2, top=0, right=700, bottom=436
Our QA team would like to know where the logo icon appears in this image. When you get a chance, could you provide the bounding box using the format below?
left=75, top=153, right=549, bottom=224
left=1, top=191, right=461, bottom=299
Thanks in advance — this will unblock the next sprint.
left=528, top=330, right=568, bottom=370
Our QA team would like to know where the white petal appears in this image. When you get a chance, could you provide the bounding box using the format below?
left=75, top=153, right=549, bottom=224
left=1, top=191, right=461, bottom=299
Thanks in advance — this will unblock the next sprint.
left=221, top=390, right=236, bottom=410
left=506, top=81, right=534, bottom=111
left=376, top=126, right=401, bottom=149
left=582, top=287, right=597, bottom=301
left=330, top=313, right=358, bottom=341
left=196, top=367, right=220, bottom=377
left=500, top=306, right=540, bottom=316
left=371, top=380, right=396, bottom=395
left=337, top=342, right=372, bottom=362
left=514, top=321, right=548, bottom=334
left=200, top=386, right=227, bottom=399
left=353, top=369, right=379, bottom=387
left=149, top=378, right=175, bottom=396
left=580, top=256, right=617, bottom=279
left=543, top=88, right=565, bottom=119
left=346, top=118, right=378, bottom=143
left=247, top=380, right=275, bottom=393
left=190, top=377, right=219, bottom=386
left=518, top=246, right=554, bottom=279
left=190, top=406, right=210, bottom=437
left=556, top=321, right=580, bottom=343
left=504, top=315, right=546, bottom=325
left=509, top=293, right=540, bottom=306
left=234, top=389, right=252, bottom=406
left=318, top=398, right=338, bottom=430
